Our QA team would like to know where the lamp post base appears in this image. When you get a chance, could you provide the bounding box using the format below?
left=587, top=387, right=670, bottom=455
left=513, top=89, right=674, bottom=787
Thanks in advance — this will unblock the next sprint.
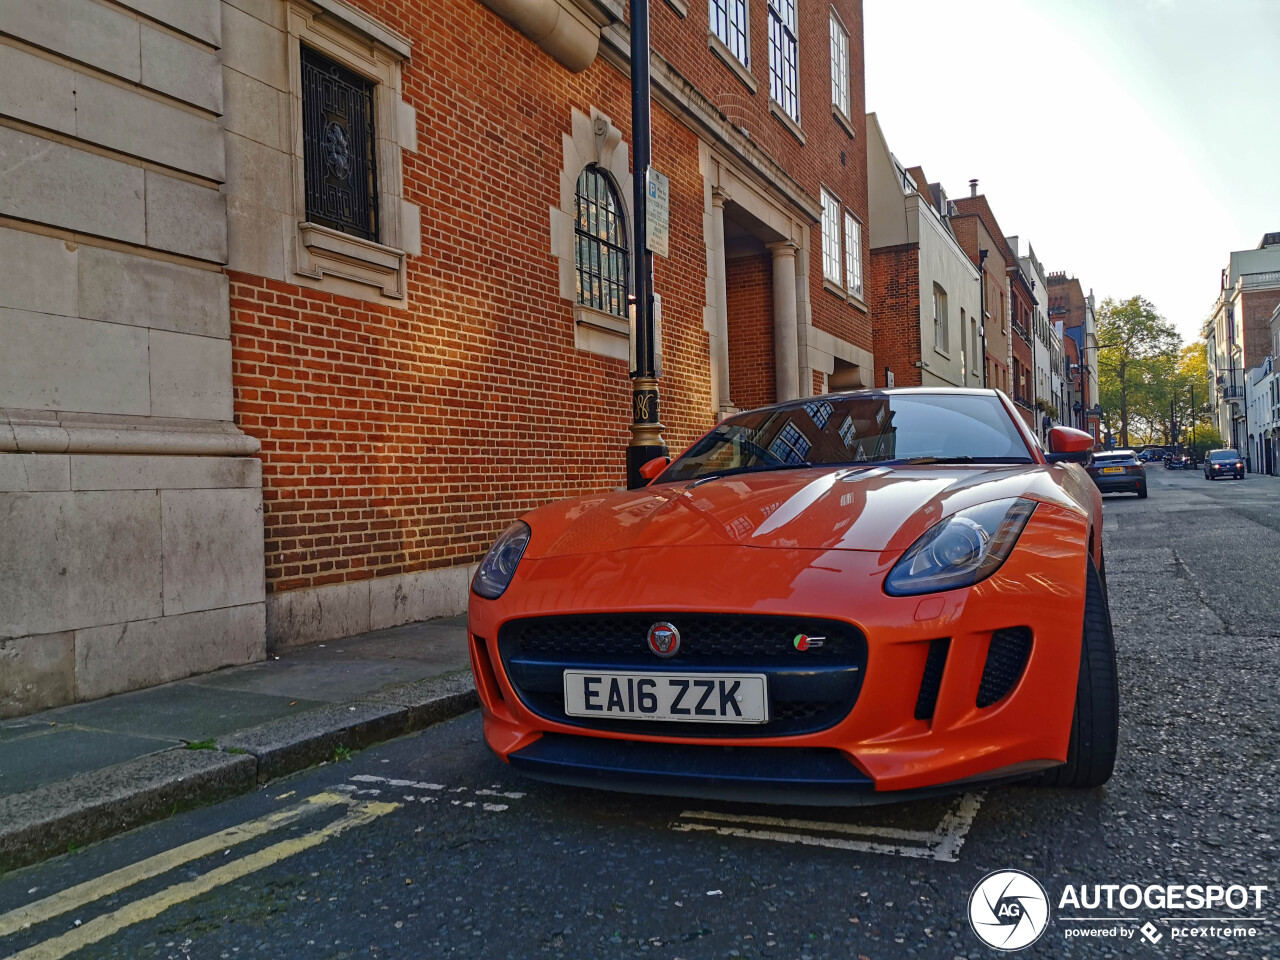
left=625, top=376, right=668, bottom=489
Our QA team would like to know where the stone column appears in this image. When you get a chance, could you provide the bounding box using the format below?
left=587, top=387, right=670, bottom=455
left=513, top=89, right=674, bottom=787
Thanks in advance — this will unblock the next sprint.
left=769, top=241, right=800, bottom=402
left=709, top=190, right=733, bottom=417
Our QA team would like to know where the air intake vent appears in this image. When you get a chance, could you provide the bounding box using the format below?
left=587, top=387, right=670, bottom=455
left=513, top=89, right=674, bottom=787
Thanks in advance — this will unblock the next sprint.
left=914, top=639, right=950, bottom=720
left=976, top=628, right=1032, bottom=708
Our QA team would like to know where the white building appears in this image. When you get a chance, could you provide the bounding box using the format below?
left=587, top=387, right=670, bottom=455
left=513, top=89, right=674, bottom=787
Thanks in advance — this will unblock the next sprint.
left=865, top=114, right=981, bottom=388
left=1206, top=233, right=1280, bottom=454
left=1245, top=358, right=1277, bottom=474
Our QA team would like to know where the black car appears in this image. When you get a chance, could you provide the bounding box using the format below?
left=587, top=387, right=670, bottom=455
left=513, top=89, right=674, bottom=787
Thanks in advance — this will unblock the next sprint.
left=1087, top=449, right=1147, bottom=498
left=1165, top=454, right=1192, bottom=470
left=1204, top=448, right=1245, bottom=480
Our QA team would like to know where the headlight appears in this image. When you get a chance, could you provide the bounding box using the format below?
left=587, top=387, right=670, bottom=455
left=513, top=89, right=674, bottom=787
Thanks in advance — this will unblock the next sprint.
left=884, top=498, right=1036, bottom=596
left=471, top=521, right=531, bottom=599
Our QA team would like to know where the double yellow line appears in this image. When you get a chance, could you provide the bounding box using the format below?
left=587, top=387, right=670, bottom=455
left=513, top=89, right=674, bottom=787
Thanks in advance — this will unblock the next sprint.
left=1, top=791, right=398, bottom=960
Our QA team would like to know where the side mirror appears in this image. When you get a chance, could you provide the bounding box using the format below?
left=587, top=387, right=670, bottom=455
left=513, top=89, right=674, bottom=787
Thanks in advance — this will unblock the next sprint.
left=639, top=456, right=671, bottom=482
left=1046, top=426, right=1094, bottom=464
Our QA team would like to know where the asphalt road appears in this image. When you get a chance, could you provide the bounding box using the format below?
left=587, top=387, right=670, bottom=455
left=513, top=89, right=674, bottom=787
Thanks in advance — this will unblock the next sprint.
left=2, top=467, right=1278, bottom=960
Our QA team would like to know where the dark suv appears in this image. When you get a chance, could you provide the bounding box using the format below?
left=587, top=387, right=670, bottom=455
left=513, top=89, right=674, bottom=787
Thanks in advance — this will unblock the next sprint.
left=1204, top=449, right=1244, bottom=480
left=1087, top=449, right=1147, bottom=498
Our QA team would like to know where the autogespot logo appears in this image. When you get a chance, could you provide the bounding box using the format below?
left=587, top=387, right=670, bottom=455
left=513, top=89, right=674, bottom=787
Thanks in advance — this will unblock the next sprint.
left=969, top=869, right=1051, bottom=951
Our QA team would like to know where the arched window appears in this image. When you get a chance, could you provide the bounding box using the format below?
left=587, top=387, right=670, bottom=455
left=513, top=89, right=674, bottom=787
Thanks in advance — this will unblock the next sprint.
left=574, top=166, right=629, bottom=317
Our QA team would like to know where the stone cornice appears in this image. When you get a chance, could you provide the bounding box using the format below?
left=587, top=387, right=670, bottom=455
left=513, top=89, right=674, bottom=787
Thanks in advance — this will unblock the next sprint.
left=1, top=410, right=260, bottom=457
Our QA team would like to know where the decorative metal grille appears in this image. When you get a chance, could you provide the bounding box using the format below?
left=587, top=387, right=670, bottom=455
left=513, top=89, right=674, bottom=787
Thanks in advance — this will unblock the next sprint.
left=301, top=45, right=378, bottom=241
left=710, top=0, right=749, bottom=65
left=574, top=166, right=629, bottom=317
left=768, top=0, right=799, bottom=122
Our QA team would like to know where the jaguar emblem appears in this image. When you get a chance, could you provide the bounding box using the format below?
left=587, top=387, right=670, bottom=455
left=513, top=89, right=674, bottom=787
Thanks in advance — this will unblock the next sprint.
left=647, top=621, right=681, bottom=658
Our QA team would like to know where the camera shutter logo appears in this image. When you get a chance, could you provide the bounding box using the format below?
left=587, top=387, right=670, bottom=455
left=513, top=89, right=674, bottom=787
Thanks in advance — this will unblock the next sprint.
left=968, top=869, right=1050, bottom=951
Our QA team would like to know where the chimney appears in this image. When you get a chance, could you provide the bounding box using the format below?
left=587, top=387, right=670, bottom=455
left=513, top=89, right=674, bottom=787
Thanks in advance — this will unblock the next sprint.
left=969, top=178, right=978, bottom=197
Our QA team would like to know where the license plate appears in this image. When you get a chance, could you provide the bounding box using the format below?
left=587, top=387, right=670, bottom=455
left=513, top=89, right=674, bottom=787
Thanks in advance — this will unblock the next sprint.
left=562, top=670, right=768, bottom=723
left=1102, top=466, right=1124, bottom=474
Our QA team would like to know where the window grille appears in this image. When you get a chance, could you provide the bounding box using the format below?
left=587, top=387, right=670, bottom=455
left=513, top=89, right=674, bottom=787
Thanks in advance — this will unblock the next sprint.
left=710, top=0, right=749, bottom=65
left=574, top=167, right=629, bottom=317
left=821, top=191, right=842, bottom=284
left=768, top=0, right=799, bottom=121
left=829, top=14, right=849, bottom=116
left=805, top=401, right=834, bottom=428
left=844, top=213, right=862, bottom=298
left=768, top=422, right=811, bottom=464
left=301, top=45, right=378, bottom=241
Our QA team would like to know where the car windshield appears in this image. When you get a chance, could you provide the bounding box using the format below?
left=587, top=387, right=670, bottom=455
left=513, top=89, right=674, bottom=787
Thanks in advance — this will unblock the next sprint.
left=1209, top=450, right=1240, bottom=461
left=662, top=392, right=1032, bottom=483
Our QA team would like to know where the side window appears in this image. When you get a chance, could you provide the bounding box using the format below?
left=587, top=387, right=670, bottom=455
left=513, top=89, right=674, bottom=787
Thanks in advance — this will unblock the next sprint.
left=574, top=166, right=630, bottom=318
left=843, top=212, right=862, bottom=299
left=820, top=189, right=842, bottom=284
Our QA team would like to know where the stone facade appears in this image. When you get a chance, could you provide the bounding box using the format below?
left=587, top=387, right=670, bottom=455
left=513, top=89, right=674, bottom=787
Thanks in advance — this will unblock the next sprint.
left=0, top=0, right=265, bottom=717
left=1, top=0, right=876, bottom=708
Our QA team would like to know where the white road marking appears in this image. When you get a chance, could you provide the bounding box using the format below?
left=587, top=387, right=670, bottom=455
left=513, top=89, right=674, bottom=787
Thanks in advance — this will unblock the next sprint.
left=671, top=791, right=984, bottom=863
left=348, top=775, right=519, bottom=811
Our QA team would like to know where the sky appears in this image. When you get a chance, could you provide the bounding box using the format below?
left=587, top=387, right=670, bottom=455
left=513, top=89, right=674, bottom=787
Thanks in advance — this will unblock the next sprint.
left=863, top=0, right=1280, bottom=343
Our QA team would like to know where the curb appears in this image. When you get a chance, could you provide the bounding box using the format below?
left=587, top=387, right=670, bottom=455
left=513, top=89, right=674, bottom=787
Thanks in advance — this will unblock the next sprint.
left=0, top=671, right=478, bottom=874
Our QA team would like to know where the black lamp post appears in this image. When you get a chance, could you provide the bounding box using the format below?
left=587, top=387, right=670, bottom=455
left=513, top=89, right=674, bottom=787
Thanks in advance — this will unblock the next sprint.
left=624, top=0, right=669, bottom=489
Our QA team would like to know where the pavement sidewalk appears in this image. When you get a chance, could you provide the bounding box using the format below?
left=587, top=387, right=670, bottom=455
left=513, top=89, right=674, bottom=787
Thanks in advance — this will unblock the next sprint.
left=0, top=616, right=475, bottom=873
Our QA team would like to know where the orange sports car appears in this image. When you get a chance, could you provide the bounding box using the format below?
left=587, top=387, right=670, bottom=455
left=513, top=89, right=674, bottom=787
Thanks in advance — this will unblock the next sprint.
left=467, top=388, right=1118, bottom=803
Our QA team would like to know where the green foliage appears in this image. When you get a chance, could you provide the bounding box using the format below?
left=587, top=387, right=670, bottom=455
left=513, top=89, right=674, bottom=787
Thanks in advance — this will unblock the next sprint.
left=333, top=745, right=351, bottom=762
left=1096, top=296, right=1181, bottom=448
left=185, top=738, right=217, bottom=751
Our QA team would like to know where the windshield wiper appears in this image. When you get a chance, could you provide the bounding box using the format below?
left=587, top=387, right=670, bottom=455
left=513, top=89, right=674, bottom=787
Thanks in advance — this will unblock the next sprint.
left=689, top=461, right=814, bottom=485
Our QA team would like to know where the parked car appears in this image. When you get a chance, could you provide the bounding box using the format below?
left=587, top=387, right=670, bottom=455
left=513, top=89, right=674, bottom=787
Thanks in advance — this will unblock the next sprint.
left=1165, top=454, right=1193, bottom=470
left=1138, top=449, right=1166, bottom=463
left=1204, top=449, right=1245, bottom=480
left=469, top=388, right=1118, bottom=804
left=1087, top=450, right=1147, bottom=498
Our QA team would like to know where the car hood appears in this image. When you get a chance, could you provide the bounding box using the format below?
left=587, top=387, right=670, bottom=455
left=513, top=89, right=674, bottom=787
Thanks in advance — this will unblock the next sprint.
left=522, top=464, right=1064, bottom=558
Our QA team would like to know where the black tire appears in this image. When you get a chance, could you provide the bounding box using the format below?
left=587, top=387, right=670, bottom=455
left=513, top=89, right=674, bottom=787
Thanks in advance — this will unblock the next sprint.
left=1036, top=559, right=1119, bottom=788
left=1137, top=484, right=1147, bottom=499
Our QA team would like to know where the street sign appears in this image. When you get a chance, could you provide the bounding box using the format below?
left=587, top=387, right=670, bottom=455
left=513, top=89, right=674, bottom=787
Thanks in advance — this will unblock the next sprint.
left=645, top=166, right=669, bottom=258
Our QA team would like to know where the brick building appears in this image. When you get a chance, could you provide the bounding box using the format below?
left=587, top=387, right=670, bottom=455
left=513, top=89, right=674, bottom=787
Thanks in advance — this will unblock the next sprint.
left=950, top=187, right=1012, bottom=397
left=1046, top=272, right=1100, bottom=438
left=1008, top=262, right=1036, bottom=427
left=865, top=114, right=980, bottom=390
left=0, top=0, right=874, bottom=714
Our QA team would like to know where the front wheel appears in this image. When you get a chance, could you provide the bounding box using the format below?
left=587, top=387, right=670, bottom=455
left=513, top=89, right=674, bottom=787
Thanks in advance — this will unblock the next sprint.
left=1036, top=559, right=1119, bottom=788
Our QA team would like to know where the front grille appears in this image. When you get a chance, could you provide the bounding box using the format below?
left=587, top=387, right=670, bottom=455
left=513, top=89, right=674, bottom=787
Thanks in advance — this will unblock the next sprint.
left=976, top=627, right=1033, bottom=708
left=498, top=613, right=867, bottom=738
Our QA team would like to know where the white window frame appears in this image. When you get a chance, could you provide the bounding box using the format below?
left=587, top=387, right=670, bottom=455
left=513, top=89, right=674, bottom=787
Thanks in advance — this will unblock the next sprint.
left=821, top=189, right=843, bottom=285
left=709, top=0, right=750, bottom=67
left=933, top=284, right=949, bottom=353
left=843, top=212, right=862, bottom=299
left=829, top=9, right=849, bottom=119
left=768, top=0, right=799, bottom=123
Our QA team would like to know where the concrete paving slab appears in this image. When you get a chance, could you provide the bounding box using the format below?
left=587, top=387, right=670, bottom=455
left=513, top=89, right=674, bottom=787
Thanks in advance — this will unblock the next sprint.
left=187, top=657, right=439, bottom=702
left=37, top=684, right=324, bottom=740
left=0, top=728, right=174, bottom=796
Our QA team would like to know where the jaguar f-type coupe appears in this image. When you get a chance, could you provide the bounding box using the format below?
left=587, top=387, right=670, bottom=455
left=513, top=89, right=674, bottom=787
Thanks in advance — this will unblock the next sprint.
left=467, top=388, right=1117, bottom=804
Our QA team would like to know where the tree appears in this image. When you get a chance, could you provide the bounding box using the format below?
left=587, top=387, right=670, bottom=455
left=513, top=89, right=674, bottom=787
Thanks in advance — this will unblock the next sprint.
left=1095, top=296, right=1180, bottom=448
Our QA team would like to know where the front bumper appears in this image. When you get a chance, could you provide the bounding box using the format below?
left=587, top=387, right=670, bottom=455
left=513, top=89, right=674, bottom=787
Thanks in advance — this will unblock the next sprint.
left=1089, top=472, right=1145, bottom=493
left=468, top=503, right=1089, bottom=796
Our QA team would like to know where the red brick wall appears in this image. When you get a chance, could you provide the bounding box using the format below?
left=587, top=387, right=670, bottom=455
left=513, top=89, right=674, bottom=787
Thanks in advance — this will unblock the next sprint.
left=230, top=0, right=874, bottom=596
left=868, top=244, right=922, bottom=388
left=726, top=253, right=775, bottom=412
left=1242, top=289, right=1280, bottom=369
